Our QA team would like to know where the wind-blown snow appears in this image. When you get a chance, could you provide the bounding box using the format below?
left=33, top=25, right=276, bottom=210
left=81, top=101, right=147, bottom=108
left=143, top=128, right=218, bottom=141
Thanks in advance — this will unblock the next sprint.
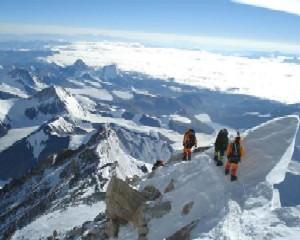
left=11, top=202, right=105, bottom=240
left=47, top=41, right=300, bottom=103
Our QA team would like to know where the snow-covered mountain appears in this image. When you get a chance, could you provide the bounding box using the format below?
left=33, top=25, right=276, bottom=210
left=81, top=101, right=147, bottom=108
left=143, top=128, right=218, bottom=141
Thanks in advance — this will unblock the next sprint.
left=3, top=115, right=297, bottom=240
left=0, top=124, right=172, bottom=239
left=0, top=41, right=300, bottom=239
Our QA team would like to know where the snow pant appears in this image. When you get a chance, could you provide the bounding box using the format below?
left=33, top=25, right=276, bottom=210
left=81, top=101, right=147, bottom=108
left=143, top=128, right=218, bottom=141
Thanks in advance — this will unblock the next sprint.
left=214, top=149, right=225, bottom=165
left=225, top=160, right=239, bottom=177
left=183, top=148, right=192, bottom=161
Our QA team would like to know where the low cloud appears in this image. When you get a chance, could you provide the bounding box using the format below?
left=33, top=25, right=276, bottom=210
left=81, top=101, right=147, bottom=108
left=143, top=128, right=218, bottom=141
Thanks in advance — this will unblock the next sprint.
left=0, top=22, right=300, bottom=54
left=46, top=41, right=300, bottom=104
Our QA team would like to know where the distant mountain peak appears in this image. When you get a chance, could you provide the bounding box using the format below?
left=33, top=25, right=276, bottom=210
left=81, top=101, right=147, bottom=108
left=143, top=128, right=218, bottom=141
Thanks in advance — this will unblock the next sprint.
left=25, top=85, right=86, bottom=120
left=102, top=64, right=120, bottom=81
left=73, top=59, right=87, bottom=68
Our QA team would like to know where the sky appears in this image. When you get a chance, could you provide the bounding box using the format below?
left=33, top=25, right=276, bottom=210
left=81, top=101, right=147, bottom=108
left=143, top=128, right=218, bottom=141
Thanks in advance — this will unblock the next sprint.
left=0, top=0, right=300, bottom=52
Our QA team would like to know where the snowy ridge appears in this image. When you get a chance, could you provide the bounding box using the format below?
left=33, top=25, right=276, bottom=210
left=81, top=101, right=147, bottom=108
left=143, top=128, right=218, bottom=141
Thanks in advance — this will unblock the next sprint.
left=119, top=116, right=300, bottom=240
left=96, top=124, right=172, bottom=190
left=96, top=127, right=148, bottom=189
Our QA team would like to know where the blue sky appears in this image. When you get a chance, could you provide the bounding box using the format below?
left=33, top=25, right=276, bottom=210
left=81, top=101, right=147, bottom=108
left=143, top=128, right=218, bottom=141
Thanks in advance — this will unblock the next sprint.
left=0, top=0, right=300, bottom=51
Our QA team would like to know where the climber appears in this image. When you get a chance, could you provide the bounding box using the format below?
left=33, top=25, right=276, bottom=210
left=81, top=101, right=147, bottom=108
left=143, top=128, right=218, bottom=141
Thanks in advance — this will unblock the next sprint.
left=225, top=132, right=245, bottom=181
left=152, top=160, right=165, bottom=171
left=182, top=129, right=197, bottom=161
left=214, top=129, right=229, bottom=166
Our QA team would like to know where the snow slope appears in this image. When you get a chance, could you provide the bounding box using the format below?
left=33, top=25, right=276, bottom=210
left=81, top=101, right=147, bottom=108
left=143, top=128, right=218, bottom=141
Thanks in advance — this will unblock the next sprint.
left=96, top=125, right=172, bottom=190
left=12, top=202, right=105, bottom=240
left=0, top=126, right=39, bottom=153
left=128, top=116, right=300, bottom=240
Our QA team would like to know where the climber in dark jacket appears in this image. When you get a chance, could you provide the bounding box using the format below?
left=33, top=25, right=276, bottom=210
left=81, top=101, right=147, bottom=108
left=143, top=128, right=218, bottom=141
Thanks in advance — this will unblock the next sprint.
left=214, top=129, right=229, bottom=166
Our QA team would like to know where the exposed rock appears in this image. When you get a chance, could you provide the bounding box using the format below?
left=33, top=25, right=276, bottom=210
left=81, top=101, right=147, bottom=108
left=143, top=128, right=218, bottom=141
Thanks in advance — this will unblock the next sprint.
left=126, top=175, right=140, bottom=185
left=106, top=176, right=146, bottom=222
left=65, top=220, right=108, bottom=240
left=105, top=177, right=172, bottom=239
left=94, top=212, right=106, bottom=222
left=105, top=176, right=147, bottom=237
left=166, top=221, right=199, bottom=240
left=143, top=201, right=172, bottom=219
left=102, top=64, right=119, bottom=81
left=46, top=230, right=59, bottom=240
left=181, top=201, right=194, bottom=215
left=105, top=218, right=120, bottom=238
left=164, top=179, right=175, bottom=193
left=142, top=185, right=162, bottom=201
left=65, top=227, right=81, bottom=239
left=138, top=224, right=149, bottom=236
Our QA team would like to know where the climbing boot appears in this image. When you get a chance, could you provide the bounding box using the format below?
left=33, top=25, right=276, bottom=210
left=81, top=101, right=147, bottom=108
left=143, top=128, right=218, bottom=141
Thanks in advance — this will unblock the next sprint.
left=231, top=175, right=237, bottom=181
left=216, top=160, right=223, bottom=166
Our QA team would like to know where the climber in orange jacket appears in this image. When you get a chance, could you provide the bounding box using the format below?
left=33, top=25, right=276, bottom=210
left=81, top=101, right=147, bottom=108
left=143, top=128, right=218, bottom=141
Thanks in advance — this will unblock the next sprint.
left=182, top=129, right=197, bottom=161
left=225, top=133, right=245, bottom=181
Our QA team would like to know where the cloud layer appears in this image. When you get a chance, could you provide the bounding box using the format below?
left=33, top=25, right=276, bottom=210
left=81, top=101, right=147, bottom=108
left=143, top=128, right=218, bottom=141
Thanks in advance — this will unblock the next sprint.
left=1, top=23, right=300, bottom=54
left=46, top=41, right=300, bottom=104
left=232, top=0, right=300, bottom=16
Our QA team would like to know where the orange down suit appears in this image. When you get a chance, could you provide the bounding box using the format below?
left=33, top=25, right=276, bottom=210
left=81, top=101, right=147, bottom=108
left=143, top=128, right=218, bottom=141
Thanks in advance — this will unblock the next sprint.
left=225, top=141, right=245, bottom=177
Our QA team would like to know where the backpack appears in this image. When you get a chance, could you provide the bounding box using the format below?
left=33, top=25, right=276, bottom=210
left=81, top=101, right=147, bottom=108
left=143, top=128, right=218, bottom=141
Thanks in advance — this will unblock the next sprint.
left=229, top=142, right=241, bottom=162
left=186, top=130, right=196, bottom=148
left=215, top=129, right=228, bottom=150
